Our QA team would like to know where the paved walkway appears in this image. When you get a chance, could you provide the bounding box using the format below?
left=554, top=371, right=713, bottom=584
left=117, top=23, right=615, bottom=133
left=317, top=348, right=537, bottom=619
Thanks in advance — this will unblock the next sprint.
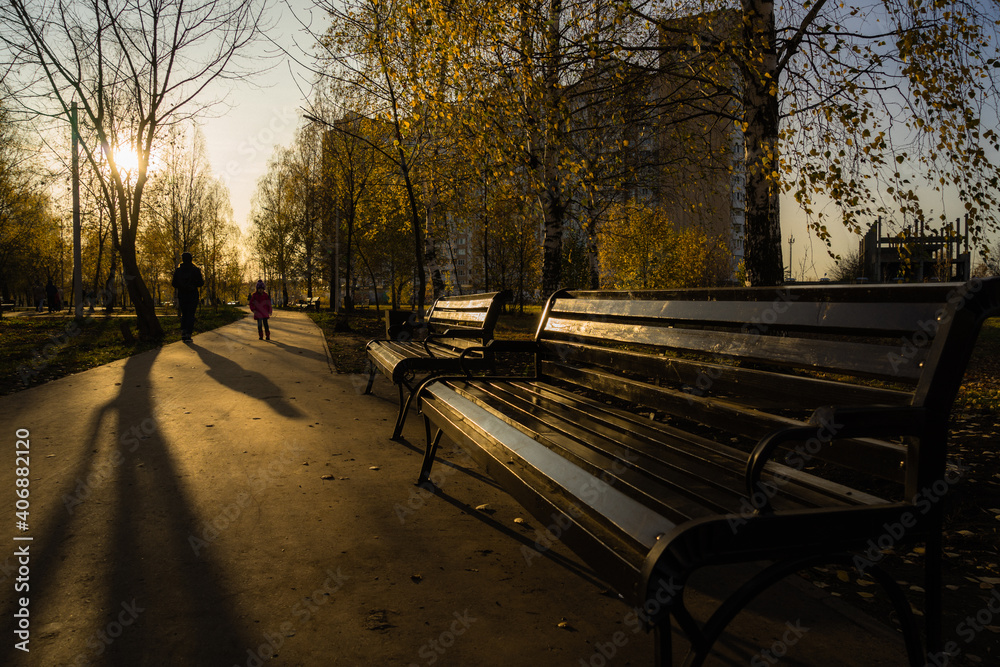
left=0, top=312, right=909, bottom=666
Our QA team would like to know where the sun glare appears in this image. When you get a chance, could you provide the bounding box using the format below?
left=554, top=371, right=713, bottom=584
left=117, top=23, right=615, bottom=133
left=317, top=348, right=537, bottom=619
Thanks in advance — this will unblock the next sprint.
left=113, top=146, right=141, bottom=173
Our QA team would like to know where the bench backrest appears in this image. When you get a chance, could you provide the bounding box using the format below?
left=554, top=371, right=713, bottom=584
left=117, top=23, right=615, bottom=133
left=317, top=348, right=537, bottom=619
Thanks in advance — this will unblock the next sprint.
left=532, top=279, right=1000, bottom=498
left=425, top=291, right=508, bottom=351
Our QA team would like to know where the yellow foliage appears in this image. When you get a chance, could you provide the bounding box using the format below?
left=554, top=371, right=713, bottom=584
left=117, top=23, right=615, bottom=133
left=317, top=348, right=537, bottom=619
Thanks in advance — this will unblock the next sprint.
left=599, top=203, right=732, bottom=289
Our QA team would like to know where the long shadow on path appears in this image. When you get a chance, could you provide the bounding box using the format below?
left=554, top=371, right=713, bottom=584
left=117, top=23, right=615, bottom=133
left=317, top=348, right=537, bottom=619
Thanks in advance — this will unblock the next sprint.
left=103, top=351, right=257, bottom=665
left=189, top=341, right=305, bottom=418
left=0, top=350, right=256, bottom=665
left=265, top=338, right=330, bottom=367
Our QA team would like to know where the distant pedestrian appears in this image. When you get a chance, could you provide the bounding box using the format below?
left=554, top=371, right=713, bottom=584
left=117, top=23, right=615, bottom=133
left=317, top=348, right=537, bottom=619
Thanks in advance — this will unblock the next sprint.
left=249, top=280, right=273, bottom=341
left=45, top=279, right=58, bottom=313
left=32, top=282, right=44, bottom=311
left=171, top=252, right=204, bottom=342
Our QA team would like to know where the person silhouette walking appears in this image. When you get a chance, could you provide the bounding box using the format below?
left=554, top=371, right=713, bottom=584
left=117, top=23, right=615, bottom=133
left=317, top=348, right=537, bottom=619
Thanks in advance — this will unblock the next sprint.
left=171, top=252, right=204, bottom=342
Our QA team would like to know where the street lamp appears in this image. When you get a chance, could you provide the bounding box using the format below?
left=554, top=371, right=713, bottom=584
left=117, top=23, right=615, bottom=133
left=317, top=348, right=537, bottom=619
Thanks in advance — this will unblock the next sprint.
left=787, top=234, right=795, bottom=281
left=72, top=101, right=82, bottom=320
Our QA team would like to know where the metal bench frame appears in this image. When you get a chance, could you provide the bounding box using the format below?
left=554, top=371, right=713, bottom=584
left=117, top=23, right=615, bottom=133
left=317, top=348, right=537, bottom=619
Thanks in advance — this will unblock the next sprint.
left=414, top=280, right=1000, bottom=666
left=365, top=291, right=508, bottom=439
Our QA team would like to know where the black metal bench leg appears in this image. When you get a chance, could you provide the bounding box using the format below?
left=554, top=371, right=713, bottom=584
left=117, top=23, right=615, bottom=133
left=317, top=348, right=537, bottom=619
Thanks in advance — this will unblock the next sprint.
left=417, top=416, right=443, bottom=485
left=683, top=555, right=842, bottom=666
left=925, top=529, right=944, bottom=658
left=654, top=618, right=673, bottom=667
left=391, top=384, right=412, bottom=440
left=364, top=361, right=376, bottom=395
left=864, top=564, right=924, bottom=667
left=684, top=554, right=925, bottom=667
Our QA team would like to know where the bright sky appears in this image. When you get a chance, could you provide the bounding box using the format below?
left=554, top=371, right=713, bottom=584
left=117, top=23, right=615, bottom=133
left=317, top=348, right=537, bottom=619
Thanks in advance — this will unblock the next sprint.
left=199, top=0, right=319, bottom=235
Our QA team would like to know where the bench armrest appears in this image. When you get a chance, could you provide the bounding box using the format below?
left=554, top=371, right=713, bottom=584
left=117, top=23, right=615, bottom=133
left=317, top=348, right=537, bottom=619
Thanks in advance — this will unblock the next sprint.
left=745, top=406, right=926, bottom=512
left=365, top=337, right=391, bottom=351
left=423, top=329, right=487, bottom=355
left=452, top=339, right=534, bottom=374
left=458, top=339, right=541, bottom=373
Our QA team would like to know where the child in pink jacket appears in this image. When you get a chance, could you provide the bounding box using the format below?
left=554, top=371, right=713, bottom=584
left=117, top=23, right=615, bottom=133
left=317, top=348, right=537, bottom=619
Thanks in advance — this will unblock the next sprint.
left=249, top=280, right=273, bottom=340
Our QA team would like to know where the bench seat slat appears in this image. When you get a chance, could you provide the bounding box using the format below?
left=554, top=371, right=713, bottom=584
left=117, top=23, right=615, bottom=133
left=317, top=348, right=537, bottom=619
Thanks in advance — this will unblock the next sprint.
left=543, top=362, right=908, bottom=483
left=432, top=297, right=497, bottom=310
left=429, top=317, right=489, bottom=329
left=426, top=383, right=678, bottom=551
left=451, top=379, right=889, bottom=515
left=429, top=338, right=489, bottom=351
left=514, top=382, right=893, bottom=508
left=450, top=381, right=737, bottom=521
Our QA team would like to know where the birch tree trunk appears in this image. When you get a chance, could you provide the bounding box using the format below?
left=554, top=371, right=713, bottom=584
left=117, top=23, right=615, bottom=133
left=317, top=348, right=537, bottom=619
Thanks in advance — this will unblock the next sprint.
left=540, top=0, right=566, bottom=297
left=742, top=0, right=784, bottom=286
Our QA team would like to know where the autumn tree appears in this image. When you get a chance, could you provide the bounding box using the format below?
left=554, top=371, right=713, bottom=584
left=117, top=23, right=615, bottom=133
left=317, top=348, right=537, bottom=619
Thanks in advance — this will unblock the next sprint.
left=250, top=150, right=299, bottom=306
left=78, top=151, right=120, bottom=309
left=0, top=101, right=60, bottom=308
left=132, top=121, right=238, bottom=305
left=2, top=0, right=266, bottom=338
left=599, top=201, right=730, bottom=288
left=459, top=167, right=541, bottom=307
left=195, top=182, right=238, bottom=305
left=422, top=0, right=661, bottom=294
left=829, top=245, right=865, bottom=283
left=975, top=238, right=1000, bottom=277
left=374, top=0, right=734, bottom=293
left=317, top=105, right=378, bottom=313
left=215, top=237, right=248, bottom=303
left=310, top=0, right=451, bottom=312
left=146, top=125, right=214, bottom=266
left=353, top=176, right=417, bottom=309
left=283, top=123, right=325, bottom=301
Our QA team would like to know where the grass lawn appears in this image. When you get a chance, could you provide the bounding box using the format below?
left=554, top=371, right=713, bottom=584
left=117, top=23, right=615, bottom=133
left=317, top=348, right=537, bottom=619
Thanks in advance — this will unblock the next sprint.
left=0, top=305, right=246, bottom=395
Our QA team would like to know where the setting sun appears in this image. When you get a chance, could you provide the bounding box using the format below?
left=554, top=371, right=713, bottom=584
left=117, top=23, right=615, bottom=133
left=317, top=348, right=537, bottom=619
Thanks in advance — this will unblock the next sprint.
left=111, top=145, right=141, bottom=173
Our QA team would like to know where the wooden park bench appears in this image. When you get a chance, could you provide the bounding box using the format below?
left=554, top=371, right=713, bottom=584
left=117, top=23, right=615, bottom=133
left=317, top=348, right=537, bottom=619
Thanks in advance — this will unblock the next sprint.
left=294, top=296, right=321, bottom=311
left=365, top=291, right=509, bottom=440
left=414, top=279, right=1000, bottom=666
